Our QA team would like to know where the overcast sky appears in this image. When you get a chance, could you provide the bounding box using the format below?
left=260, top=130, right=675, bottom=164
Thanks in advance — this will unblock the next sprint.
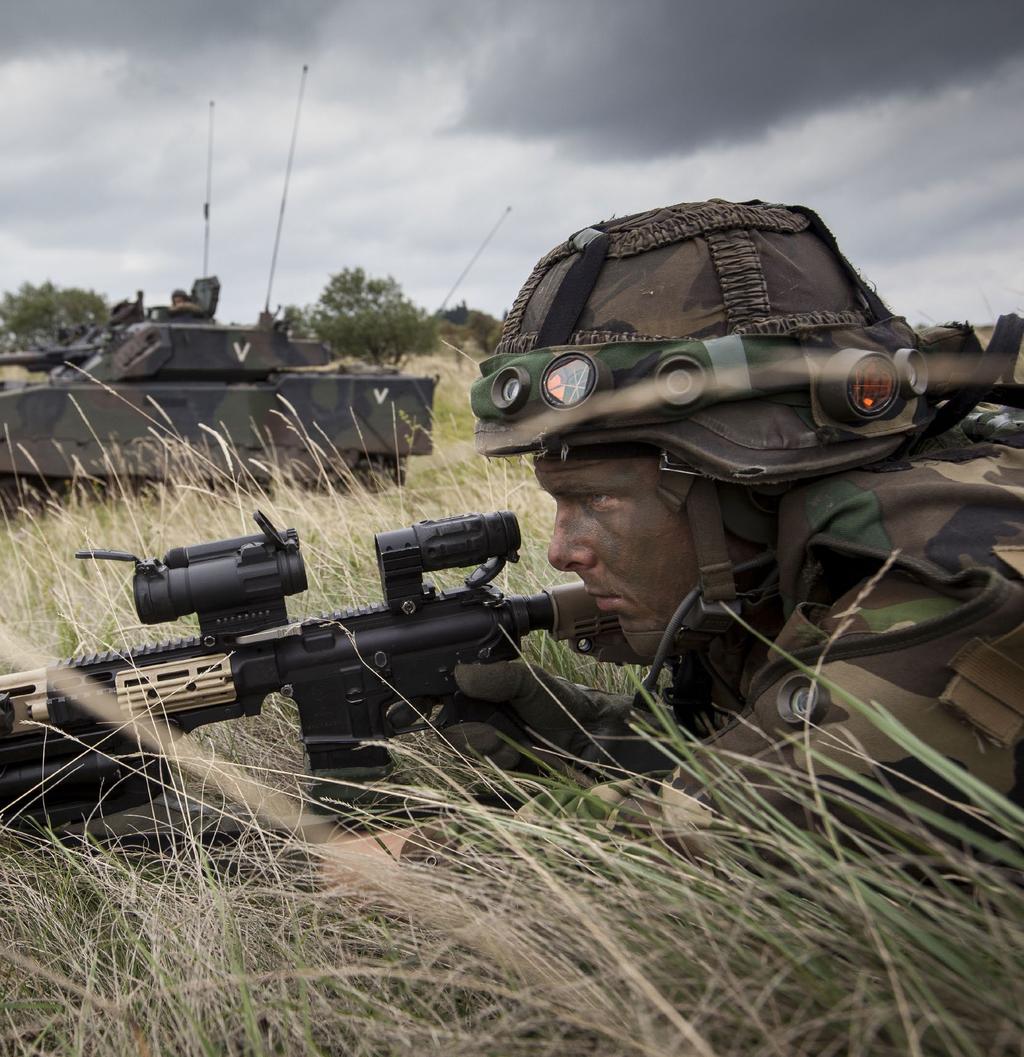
left=1, top=0, right=1022, bottom=330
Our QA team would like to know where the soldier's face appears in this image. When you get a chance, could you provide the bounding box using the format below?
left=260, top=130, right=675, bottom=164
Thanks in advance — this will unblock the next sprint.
left=534, top=455, right=699, bottom=635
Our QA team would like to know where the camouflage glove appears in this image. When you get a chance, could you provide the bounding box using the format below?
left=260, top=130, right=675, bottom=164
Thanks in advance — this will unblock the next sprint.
left=448, top=661, right=673, bottom=772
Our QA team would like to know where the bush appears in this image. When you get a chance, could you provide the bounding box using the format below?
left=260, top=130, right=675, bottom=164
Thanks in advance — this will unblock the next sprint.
left=0, top=281, right=108, bottom=351
left=437, top=306, right=503, bottom=358
left=306, top=268, right=436, bottom=367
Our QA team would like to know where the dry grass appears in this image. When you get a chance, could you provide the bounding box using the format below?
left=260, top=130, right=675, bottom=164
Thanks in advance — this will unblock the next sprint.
left=0, top=353, right=1021, bottom=1056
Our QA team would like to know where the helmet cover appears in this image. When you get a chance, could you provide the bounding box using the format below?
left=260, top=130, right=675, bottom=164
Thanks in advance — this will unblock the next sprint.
left=473, top=199, right=931, bottom=484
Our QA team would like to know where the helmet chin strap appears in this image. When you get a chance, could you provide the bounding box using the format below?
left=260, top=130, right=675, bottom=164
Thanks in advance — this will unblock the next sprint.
left=624, top=456, right=743, bottom=683
left=629, top=549, right=775, bottom=706
left=685, top=477, right=739, bottom=603
left=655, top=451, right=739, bottom=603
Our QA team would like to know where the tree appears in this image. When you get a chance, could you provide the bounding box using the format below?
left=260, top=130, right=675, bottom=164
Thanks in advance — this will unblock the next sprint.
left=465, top=308, right=503, bottom=354
left=0, top=281, right=108, bottom=351
left=307, top=268, right=436, bottom=367
left=280, top=303, right=314, bottom=339
left=436, top=305, right=503, bottom=357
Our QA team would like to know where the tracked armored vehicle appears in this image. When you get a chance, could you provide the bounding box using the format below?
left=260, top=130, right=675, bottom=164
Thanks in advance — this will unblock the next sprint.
left=0, top=278, right=435, bottom=506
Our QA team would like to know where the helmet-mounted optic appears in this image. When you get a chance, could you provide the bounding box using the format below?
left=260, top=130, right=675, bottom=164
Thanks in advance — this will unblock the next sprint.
left=817, top=349, right=898, bottom=423
left=655, top=355, right=706, bottom=407
left=491, top=365, right=531, bottom=412
left=541, top=353, right=602, bottom=408
left=471, top=199, right=941, bottom=483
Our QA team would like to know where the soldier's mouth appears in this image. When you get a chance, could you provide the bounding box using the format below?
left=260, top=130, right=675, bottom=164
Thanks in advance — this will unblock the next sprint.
left=587, top=591, right=627, bottom=613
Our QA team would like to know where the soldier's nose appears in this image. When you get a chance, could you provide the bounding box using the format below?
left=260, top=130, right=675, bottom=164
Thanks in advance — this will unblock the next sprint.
left=547, top=520, right=595, bottom=573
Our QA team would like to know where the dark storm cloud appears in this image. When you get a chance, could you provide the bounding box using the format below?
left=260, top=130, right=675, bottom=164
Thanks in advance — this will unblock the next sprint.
left=0, top=0, right=339, bottom=57
left=459, top=0, right=1024, bottom=155
left=0, top=0, right=475, bottom=75
left=0, top=0, right=1020, bottom=327
left=8, top=0, right=1020, bottom=162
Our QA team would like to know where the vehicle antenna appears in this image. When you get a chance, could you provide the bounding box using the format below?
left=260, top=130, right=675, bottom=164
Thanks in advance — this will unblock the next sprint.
left=264, top=64, right=309, bottom=316
left=202, top=100, right=215, bottom=276
left=437, top=205, right=512, bottom=314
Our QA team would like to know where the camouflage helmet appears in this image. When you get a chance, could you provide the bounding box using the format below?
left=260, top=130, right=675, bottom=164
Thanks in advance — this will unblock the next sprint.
left=471, top=199, right=937, bottom=485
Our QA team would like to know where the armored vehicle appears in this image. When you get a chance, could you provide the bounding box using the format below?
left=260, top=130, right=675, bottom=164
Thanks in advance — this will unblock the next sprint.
left=0, top=278, right=435, bottom=505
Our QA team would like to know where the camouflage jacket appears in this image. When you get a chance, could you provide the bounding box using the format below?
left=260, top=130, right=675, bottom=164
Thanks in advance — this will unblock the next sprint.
left=684, top=437, right=1024, bottom=841
left=408, top=439, right=1024, bottom=858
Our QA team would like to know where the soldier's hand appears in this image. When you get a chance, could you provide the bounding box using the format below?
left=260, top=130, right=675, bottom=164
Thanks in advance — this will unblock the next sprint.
left=450, top=660, right=640, bottom=769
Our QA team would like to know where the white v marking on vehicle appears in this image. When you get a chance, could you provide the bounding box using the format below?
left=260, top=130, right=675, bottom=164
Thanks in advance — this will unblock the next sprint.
left=233, top=341, right=251, bottom=362
left=373, top=387, right=390, bottom=404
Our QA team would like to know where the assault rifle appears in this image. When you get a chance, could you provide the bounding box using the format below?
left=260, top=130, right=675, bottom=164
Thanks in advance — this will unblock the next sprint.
left=0, top=510, right=624, bottom=832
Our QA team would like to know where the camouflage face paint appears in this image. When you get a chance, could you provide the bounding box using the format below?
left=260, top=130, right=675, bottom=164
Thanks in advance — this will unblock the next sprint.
left=533, top=455, right=700, bottom=635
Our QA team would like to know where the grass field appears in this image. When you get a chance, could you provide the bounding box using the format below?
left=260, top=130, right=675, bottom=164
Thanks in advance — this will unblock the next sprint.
left=0, top=353, right=1021, bottom=1056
